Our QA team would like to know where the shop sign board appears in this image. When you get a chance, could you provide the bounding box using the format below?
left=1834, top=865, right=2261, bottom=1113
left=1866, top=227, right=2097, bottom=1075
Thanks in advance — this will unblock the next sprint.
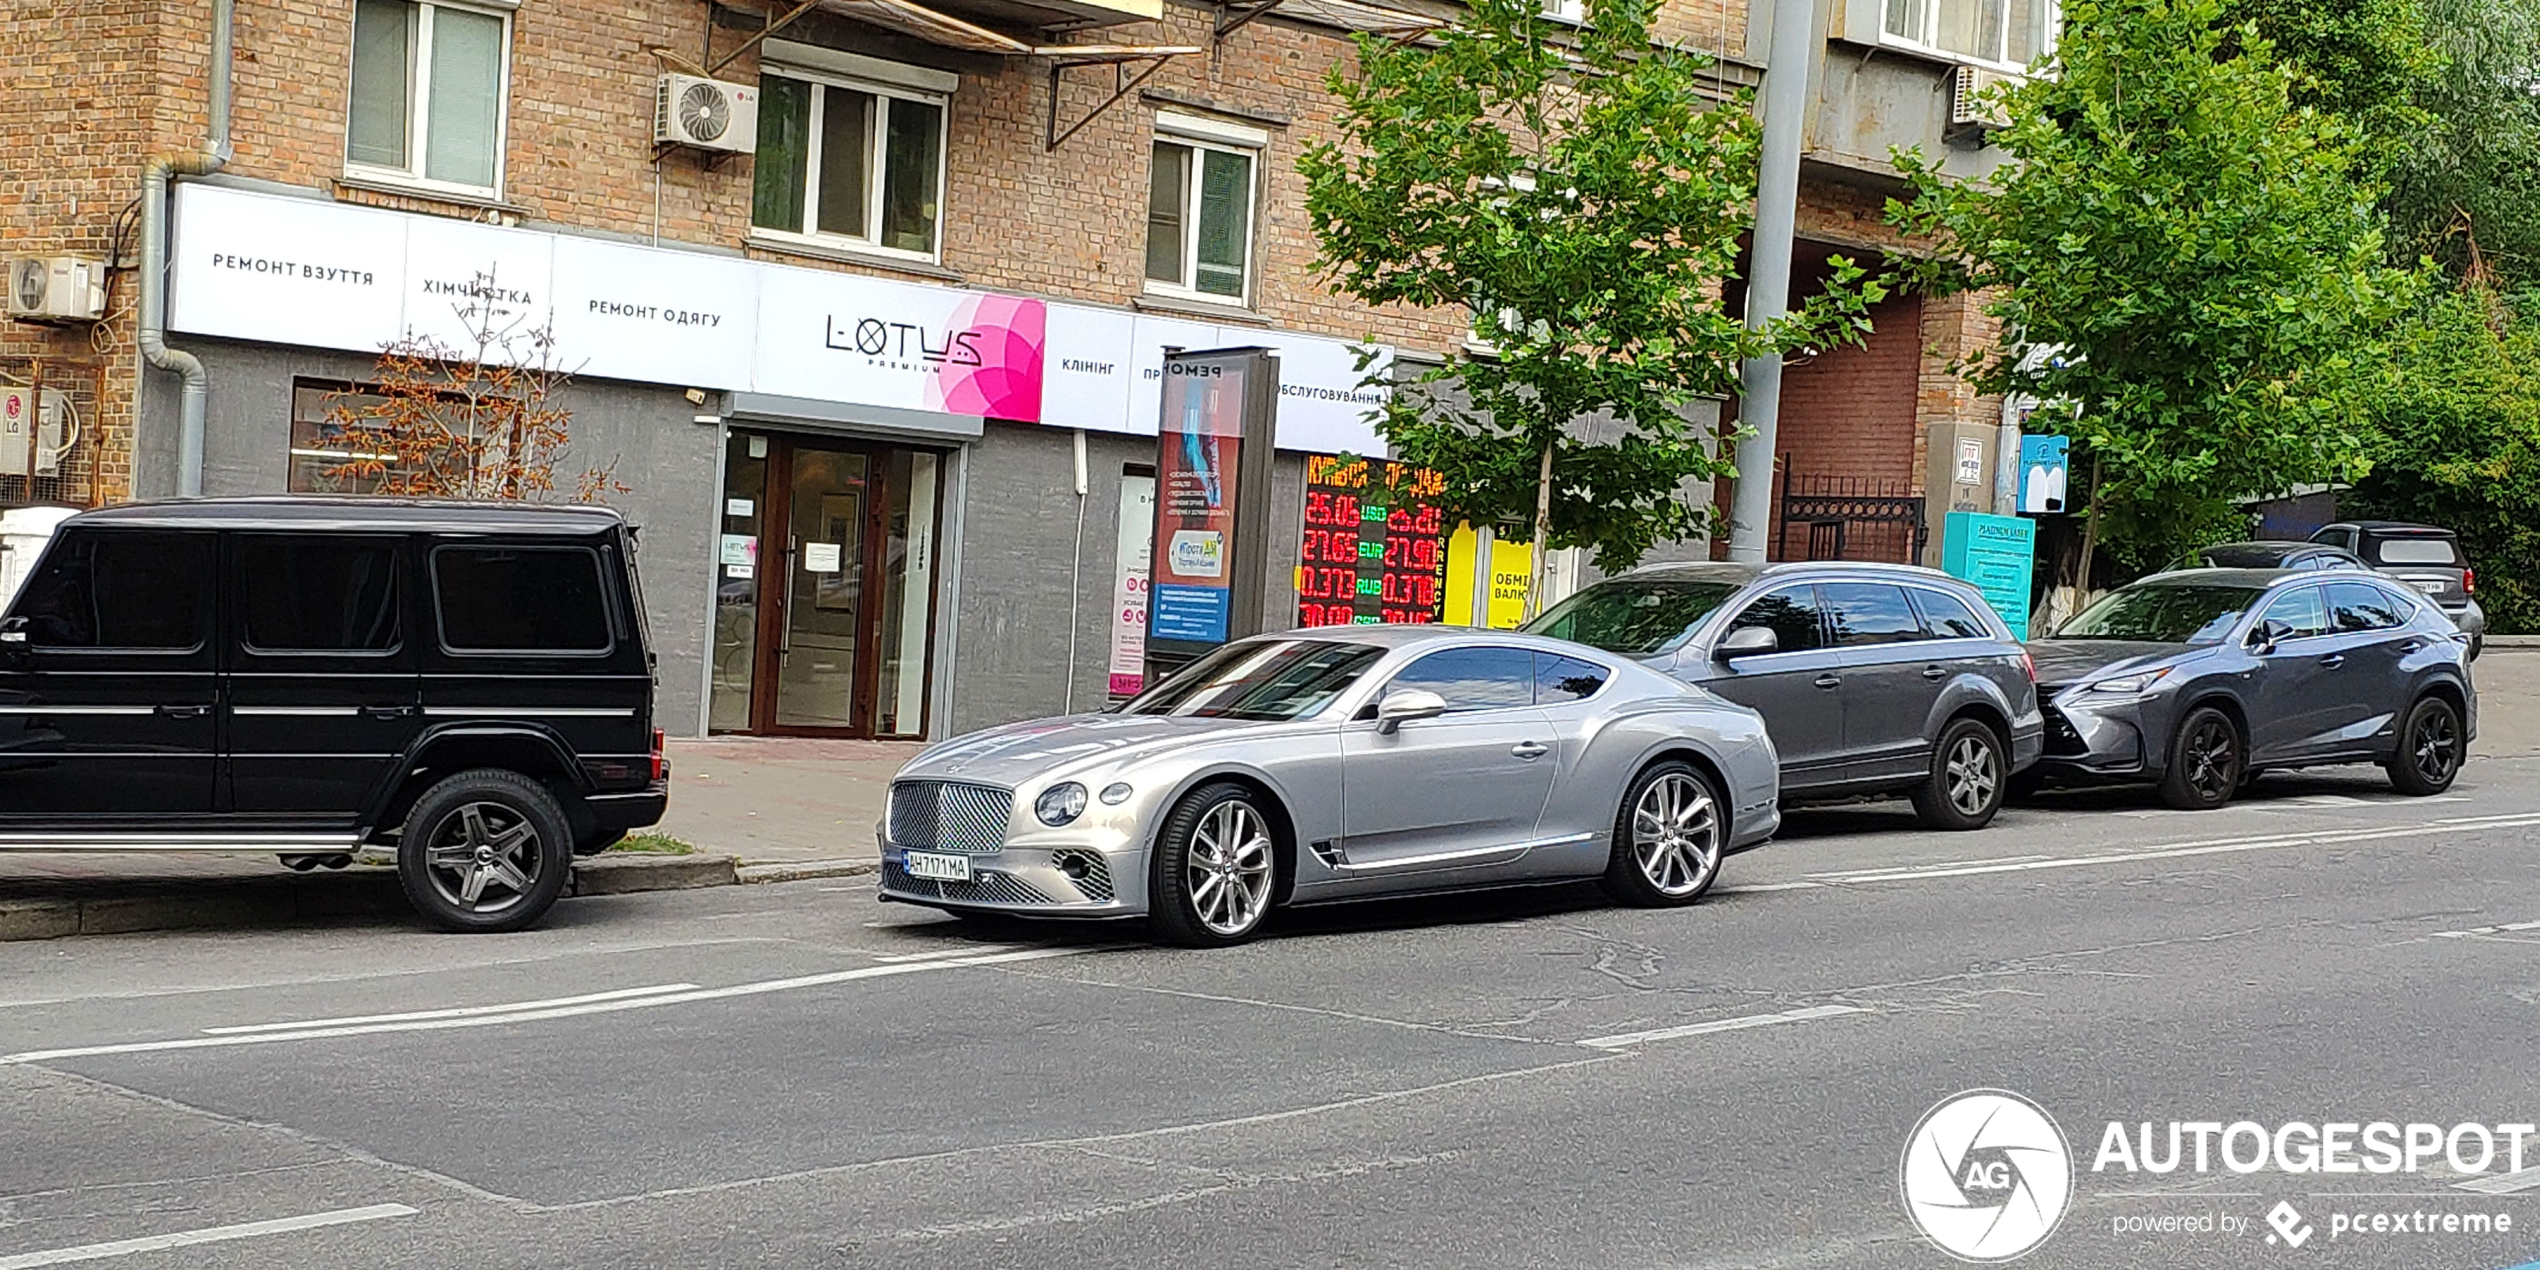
left=1295, top=455, right=1448, bottom=627
left=1147, top=349, right=1279, bottom=662
left=168, top=184, right=1384, bottom=447
left=1107, top=473, right=1156, bottom=698
left=1941, top=511, right=2038, bottom=638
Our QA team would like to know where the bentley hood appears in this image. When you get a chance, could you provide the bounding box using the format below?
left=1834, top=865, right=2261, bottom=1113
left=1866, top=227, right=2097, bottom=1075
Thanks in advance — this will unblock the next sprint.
left=896, top=712, right=1265, bottom=788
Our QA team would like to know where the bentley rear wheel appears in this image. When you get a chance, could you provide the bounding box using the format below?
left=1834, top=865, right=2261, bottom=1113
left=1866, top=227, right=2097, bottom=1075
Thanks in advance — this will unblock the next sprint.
left=1600, top=760, right=1724, bottom=908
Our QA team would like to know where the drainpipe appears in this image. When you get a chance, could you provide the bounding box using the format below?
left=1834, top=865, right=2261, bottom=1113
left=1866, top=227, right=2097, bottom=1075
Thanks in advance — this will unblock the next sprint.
left=138, top=0, right=234, bottom=498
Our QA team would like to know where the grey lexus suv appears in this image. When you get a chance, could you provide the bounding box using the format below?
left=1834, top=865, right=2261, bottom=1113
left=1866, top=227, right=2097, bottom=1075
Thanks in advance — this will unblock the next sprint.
left=1525, top=562, right=2043, bottom=829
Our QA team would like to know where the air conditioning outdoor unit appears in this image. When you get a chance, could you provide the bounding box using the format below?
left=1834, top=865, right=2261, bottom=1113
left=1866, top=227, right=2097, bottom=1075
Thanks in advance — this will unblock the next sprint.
left=0, top=387, right=70, bottom=478
left=1948, top=65, right=2015, bottom=134
left=6, top=256, right=107, bottom=324
left=655, top=74, right=759, bottom=154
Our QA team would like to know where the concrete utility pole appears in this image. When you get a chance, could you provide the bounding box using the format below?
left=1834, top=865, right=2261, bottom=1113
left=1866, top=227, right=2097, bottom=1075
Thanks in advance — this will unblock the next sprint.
left=1726, top=0, right=1819, bottom=564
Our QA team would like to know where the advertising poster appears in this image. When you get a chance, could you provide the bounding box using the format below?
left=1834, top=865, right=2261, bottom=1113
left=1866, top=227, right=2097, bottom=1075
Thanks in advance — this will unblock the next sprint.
left=1149, top=357, right=1249, bottom=644
left=1107, top=474, right=1156, bottom=697
left=1296, top=455, right=1449, bottom=626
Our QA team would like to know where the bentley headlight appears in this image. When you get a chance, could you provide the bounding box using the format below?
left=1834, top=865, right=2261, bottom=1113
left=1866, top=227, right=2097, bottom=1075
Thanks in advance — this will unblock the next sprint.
left=1035, top=782, right=1089, bottom=826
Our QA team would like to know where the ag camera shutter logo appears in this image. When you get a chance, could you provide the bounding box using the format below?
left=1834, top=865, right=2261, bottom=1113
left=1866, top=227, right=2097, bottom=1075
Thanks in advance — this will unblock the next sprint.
left=1901, top=1089, right=2075, bottom=1262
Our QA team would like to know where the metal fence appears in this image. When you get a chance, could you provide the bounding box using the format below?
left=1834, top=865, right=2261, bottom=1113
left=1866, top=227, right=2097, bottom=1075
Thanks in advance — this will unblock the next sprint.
left=1778, top=466, right=1927, bottom=565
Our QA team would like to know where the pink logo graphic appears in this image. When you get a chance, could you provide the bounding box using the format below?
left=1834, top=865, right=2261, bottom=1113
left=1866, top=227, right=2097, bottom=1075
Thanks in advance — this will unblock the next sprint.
left=930, top=294, right=1044, bottom=423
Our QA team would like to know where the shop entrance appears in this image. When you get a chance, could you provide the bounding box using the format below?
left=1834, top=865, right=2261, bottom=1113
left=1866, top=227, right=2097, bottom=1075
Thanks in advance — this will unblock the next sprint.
left=709, top=431, right=941, bottom=737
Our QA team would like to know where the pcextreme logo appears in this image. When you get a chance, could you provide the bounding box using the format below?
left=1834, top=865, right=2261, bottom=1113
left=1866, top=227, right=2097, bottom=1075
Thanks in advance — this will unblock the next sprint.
left=1901, top=1089, right=2076, bottom=1262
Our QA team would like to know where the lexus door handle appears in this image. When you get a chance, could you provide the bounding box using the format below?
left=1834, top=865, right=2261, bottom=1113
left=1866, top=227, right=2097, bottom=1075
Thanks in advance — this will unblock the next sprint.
left=2318, top=654, right=2346, bottom=669
left=155, top=704, right=210, bottom=720
left=1814, top=674, right=1843, bottom=689
left=1921, top=665, right=1948, bottom=681
left=1510, top=741, right=1549, bottom=760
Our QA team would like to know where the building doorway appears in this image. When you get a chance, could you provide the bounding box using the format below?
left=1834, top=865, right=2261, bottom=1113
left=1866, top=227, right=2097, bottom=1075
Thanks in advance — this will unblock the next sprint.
left=709, top=430, right=942, bottom=737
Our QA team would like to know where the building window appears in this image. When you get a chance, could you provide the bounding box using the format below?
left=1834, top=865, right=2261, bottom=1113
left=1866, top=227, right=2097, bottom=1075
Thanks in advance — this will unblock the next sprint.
left=1881, top=0, right=2059, bottom=69
left=346, top=0, right=511, bottom=194
left=1540, top=0, right=1587, bottom=22
left=288, top=381, right=412, bottom=494
left=1144, top=114, right=1264, bottom=305
left=752, top=72, right=946, bottom=259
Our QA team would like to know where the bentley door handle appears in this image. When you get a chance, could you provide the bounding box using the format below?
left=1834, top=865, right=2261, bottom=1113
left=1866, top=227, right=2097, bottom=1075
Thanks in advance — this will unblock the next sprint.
left=1814, top=674, right=1843, bottom=689
left=1510, top=741, right=1549, bottom=760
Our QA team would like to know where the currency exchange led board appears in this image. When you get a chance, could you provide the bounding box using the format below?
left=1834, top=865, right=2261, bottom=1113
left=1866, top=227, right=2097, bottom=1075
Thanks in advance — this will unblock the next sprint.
left=1296, top=455, right=1448, bottom=626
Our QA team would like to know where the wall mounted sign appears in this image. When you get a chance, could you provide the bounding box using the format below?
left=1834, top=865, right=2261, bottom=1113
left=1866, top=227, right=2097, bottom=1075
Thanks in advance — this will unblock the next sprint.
left=1107, top=472, right=1156, bottom=698
left=169, top=183, right=1382, bottom=448
left=1295, top=455, right=1448, bottom=627
left=2019, top=434, right=2071, bottom=515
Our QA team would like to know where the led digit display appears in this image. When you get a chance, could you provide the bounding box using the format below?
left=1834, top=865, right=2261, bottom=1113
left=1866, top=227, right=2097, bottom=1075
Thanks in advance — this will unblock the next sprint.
left=1296, top=455, right=1450, bottom=627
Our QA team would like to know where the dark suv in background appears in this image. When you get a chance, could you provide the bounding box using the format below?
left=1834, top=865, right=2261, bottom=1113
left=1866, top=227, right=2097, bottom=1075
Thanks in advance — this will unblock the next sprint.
left=0, top=498, right=666, bottom=932
left=2309, top=521, right=2485, bottom=657
left=1526, top=562, right=2043, bottom=830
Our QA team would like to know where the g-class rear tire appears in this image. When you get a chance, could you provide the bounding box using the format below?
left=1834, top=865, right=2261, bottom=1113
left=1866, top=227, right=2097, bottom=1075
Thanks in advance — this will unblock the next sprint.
left=397, top=768, right=573, bottom=933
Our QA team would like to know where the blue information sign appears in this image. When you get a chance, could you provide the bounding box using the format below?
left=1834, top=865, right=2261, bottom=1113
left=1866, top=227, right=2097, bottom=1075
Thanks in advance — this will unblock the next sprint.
left=2019, top=435, right=2070, bottom=515
left=1941, top=511, right=2038, bottom=638
left=1150, top=584, right=1232, bottom=643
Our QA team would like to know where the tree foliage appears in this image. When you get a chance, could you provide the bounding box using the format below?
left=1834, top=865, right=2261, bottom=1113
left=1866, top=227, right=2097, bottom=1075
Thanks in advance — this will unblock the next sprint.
left=321, top=267, right=621, bottom=501
left=1300, top=0, right=1877, bottom=573
left=1889, top=0, right=2404, bottom=577
left=2350, top=287, right=2540, bottom=632
left=2387, top=0, right=2540, bottom=286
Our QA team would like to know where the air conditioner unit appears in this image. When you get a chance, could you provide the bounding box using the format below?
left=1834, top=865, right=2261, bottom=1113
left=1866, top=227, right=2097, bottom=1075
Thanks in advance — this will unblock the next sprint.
left=1948, top=65, right=2014, bottom=133
left=655, top=74, right=759, bottom=154
left=0, top=387, right=70, bottom=478
left=6, top=256, right=107, bottom=324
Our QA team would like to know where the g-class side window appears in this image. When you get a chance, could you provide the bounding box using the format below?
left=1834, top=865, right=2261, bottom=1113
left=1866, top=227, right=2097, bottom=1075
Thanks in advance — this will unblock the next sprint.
left=431, top=545, right=612, bottom=654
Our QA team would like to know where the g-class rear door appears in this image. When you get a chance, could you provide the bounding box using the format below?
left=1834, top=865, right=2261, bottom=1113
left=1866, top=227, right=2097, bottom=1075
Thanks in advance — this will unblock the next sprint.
left=224, top=533, right=422, bottom=817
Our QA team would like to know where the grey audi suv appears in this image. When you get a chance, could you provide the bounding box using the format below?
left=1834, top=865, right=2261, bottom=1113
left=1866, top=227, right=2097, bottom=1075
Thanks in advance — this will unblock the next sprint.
left=1525, top=561, right=2043, bottom=830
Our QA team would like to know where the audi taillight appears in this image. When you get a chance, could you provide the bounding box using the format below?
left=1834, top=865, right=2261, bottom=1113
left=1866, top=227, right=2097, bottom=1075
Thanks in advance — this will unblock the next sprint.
left=649, top=728, right=667, bottom=782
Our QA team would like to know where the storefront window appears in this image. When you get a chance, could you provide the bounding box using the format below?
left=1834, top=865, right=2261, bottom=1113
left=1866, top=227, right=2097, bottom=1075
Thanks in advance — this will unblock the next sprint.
left=709, top=431, right=770, bottom=733
left=288, top=381, right=412, bottom=494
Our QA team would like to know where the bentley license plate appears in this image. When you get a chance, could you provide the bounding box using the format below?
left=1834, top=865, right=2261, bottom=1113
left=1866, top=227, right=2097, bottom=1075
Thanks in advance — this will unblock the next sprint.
left=904, top=851, right=972, bottom=882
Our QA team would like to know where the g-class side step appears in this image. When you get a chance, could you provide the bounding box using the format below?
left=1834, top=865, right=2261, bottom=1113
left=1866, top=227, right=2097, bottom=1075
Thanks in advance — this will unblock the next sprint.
left=0, top=833, right=364, bottom=852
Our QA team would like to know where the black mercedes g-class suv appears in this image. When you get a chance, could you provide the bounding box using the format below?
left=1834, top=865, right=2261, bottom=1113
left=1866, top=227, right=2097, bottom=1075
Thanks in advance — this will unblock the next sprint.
left=0, top=497, right=667, bottom=932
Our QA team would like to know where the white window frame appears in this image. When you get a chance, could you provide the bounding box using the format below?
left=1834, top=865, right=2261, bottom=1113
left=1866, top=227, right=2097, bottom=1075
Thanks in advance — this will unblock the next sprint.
left=340, top=0, right=515, bottom=199
left=1145, top=113, right=1268, bottom=308
left=1539, top=0, right=1587, bottom=23
left=1877, top=0, right=2058, bottom=73
left=750, top=66, right=951, bottom=265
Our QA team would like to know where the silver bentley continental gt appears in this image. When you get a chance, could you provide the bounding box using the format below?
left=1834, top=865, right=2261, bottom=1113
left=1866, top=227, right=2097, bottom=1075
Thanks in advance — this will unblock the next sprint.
left=877, top=627, right=1782, bottom=946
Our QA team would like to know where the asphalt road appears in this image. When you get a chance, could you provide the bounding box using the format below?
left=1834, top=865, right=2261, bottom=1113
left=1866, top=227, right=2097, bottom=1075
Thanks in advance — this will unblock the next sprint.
left=5, top=757, right=2540, bottom=1270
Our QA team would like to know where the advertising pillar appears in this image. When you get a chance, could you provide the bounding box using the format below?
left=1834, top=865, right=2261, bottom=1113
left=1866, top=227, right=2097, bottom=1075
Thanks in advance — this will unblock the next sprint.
left=1145, top=348, right=1280, bottom=680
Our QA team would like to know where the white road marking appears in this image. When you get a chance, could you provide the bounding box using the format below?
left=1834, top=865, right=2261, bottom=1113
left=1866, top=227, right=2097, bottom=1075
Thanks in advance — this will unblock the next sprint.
left=2456, top=1166, right=2540, bottom=1195
left=0, top=1203, right=417, bottom=1270
left=1796, top=812, right=2540, bottom=888
left=2431, top=919, right=2540, bottom=939
left=200, top=984, right=700, bottom=1034
left=2, top=947, right=1105, bottom=1066
left=1577, top=1004, right=1869, bottom=1050
left=873, top=945, right=1022, bottom=963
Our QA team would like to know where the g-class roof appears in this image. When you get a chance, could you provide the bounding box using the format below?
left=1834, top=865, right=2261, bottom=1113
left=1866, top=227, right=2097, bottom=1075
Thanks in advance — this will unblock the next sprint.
left=65, top=496, right=627, bottom=535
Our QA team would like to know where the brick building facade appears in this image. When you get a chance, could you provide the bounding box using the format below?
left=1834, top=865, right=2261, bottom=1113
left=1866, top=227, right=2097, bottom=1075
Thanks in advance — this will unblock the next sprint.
left=0, top=0, right=2038, bottom=738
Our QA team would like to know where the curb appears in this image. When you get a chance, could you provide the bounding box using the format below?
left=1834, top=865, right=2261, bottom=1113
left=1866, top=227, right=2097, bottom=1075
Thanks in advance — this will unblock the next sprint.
left=2483, top=635, right=2539, bottom=649
left=735, top=858, right=880, bottom=885
left=0, top=851, right=744, bottom=943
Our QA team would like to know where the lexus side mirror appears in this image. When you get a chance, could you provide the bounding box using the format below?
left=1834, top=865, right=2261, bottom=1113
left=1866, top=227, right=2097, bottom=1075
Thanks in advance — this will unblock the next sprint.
left=1374, top=689, right=1448, bottom=735
left=2250, top=619, right=2292, bottom=652
left=1716, top=626, right=1779, bottom=661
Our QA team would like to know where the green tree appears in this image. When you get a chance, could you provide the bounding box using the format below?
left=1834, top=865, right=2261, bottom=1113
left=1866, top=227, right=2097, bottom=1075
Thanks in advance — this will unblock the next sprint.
left=2389, top=0, right=2540, bottom=285
left=1889, top=0, right=2404, bottom=584
left=2350, top=286, right=2540, bottom=632
left=1300, top=0, right=1877, bottom=599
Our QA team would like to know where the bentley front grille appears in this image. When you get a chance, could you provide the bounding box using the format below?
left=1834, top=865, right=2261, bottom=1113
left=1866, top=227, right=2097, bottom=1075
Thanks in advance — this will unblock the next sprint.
left=888, top=780, right=1013, bottom=853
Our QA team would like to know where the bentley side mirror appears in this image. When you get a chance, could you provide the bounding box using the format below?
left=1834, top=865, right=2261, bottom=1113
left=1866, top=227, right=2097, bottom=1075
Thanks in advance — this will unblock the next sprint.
left=2249, top=619, right=2292, bottom=653
left=1374, top=689, right=1448, bottom=735
left=1716, top=626, right=1779, bottom=661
